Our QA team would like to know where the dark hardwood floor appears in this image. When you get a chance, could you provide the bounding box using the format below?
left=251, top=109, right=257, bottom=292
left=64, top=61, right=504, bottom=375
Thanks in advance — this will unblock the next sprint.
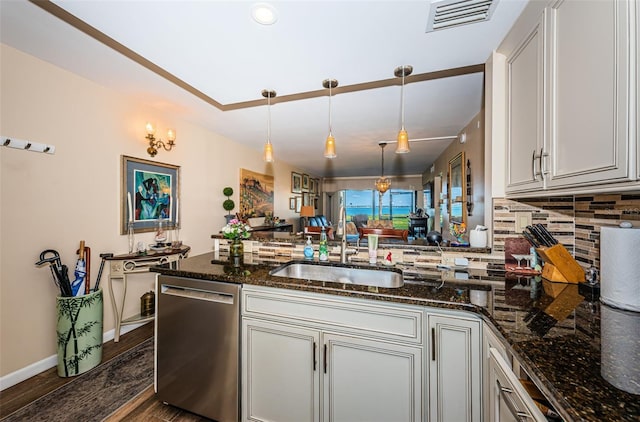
left=0, top=324, right=210, bottom=421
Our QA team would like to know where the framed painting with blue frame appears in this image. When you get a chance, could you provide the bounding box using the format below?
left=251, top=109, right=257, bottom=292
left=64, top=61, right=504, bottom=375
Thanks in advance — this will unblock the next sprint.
left=121, top=155, right=180, bottom=234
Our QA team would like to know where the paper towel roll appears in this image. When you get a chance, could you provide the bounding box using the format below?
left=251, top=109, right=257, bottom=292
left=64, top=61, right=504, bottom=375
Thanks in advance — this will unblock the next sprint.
left=600, top=304, right=640, bottom=394
left=600, top=226, right=640, bottom=312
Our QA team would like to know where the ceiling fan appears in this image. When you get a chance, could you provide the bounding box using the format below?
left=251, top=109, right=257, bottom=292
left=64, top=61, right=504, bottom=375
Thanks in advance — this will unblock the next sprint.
left=380, top=135, right=459, bottom=147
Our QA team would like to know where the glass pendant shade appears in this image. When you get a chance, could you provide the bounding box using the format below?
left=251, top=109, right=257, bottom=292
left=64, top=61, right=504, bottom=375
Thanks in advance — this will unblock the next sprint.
left=324, top=133, right=336, bottom=158
left=262, top=89, right=276, bottom=162
left=263, top=141, right=274, bottom=162
left=394, top=65, right=413, bottom=154
left=396, top=129, right=410, bottom=153
left=323, top=78, right=338, bottom=159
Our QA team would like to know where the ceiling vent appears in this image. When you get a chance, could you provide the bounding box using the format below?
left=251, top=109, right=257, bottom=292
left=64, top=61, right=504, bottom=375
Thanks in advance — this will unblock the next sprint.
left=426, top=0, right=498, bottom=32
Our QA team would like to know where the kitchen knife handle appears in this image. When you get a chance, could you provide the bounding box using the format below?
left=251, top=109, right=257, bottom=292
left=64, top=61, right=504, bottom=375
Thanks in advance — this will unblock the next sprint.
left=537, top=224, right=558, bottom=245
left=522, top=231, right=539, bottom=248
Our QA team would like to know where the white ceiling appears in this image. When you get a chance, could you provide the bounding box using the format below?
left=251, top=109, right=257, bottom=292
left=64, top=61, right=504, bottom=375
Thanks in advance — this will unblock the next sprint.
left=0, top=0, right=527, bottom=178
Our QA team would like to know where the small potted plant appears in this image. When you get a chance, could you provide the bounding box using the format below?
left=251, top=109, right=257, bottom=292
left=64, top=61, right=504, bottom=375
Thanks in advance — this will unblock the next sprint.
left=223, top=187, right=235, bottom=224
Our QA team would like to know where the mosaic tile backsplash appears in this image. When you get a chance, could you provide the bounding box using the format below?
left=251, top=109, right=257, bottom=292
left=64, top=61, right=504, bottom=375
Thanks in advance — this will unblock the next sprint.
left=493, top=193, right=640, bottom=270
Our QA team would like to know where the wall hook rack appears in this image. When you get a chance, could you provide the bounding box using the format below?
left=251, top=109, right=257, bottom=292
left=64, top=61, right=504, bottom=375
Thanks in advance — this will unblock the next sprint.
left=2, top=136, right=56, bottom=154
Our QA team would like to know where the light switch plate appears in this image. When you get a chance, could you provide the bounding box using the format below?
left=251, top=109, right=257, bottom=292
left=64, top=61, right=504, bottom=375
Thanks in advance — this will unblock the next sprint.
left=515, top=212, right=532, bottom=233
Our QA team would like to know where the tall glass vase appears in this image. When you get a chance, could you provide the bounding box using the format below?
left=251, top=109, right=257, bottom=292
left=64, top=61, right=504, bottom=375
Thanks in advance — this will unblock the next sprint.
left=229, top=238, right=244, bottom=258
left=127, top=222, right=135, bottom=254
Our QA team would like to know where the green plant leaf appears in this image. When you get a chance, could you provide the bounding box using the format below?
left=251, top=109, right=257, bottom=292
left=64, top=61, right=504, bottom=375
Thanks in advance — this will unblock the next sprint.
left=223, top=199, right=235, bottom=211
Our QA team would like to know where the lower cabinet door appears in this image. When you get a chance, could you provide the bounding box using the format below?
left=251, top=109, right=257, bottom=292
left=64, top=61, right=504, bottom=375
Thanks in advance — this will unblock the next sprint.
left=488, top=348, right=546, bottom=422
left=428, top=314, right=481, bottom=422
left=242, top=318, right=320, bottom=422
left=323, top=333, right=423, bottom=422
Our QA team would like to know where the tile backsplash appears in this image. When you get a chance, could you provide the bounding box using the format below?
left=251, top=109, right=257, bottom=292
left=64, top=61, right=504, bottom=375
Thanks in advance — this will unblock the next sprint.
left=493, top=193, right=640, bottom=270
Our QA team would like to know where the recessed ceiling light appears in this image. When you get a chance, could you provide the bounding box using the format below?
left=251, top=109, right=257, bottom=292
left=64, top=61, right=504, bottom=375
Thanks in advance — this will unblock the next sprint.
left=252, top=3, right=278, bottom=25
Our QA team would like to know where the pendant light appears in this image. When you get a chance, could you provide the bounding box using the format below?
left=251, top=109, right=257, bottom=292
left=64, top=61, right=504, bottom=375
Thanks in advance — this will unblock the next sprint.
left=262, top=89, right=276, bottom=162
left=394, top=65, right=413, bottom=154
left=375, top=142, right=391, bottom=194
left=323, top=78, right=338, bottom=158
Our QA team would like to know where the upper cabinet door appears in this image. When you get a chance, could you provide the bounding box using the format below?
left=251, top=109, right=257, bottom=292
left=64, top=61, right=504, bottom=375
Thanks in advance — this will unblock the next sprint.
left=506, top=14, right=546, bottom=193
left=545, top=0, right=633, bottom=188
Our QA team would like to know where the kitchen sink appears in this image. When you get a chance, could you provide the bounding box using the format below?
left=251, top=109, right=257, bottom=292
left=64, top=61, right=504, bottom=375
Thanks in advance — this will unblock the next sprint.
left=269, top=261, right=404, bottom=288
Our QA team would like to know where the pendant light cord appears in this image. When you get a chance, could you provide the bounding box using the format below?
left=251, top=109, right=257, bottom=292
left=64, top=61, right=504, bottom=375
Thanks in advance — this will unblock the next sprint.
left=401, top=70, right=405, bottom=131
left=267, top=92, right=272, bottom=144
left=380, top=143, right=385, bottom=176
left=328, top=80, right=333, bottom=135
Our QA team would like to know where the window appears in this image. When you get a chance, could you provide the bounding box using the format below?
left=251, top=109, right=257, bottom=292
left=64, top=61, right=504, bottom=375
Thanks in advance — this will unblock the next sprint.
left=344, top=189, right=415, bottom=229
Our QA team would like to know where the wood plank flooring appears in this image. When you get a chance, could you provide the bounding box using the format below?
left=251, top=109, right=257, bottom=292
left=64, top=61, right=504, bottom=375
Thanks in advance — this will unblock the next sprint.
left=0, top=324, right=210, bottom=421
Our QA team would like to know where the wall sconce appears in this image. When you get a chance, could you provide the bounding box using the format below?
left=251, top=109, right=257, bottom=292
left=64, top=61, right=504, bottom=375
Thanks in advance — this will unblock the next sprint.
left=145, top=122, right=176, bottom=157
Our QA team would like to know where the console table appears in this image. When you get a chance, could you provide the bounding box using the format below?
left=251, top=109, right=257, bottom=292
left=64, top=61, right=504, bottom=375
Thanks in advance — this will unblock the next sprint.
left=106, top=245, right=190, bottom=342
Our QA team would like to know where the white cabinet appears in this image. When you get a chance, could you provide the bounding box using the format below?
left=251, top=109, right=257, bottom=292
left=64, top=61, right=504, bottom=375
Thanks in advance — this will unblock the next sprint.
left=506, top=13, right=546, bottom=193
left=427, top=313, right=481, bottom=422
left=323, top=333, right=422, bottom=422
left=488, top=348, right=546, bottom=422
left=545, top=0, right=634, bottom=189
left=242, top=318, right=320, bottom=422
left=241, top=286, right=424, bottom=422
left=503, top=0, right=638, bottom=195
left=483, top=324, right=509, bottom=422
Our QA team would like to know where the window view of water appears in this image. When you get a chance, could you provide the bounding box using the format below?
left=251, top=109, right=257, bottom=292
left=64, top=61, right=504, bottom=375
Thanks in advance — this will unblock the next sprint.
left=344, top=189, right=415, bottom=229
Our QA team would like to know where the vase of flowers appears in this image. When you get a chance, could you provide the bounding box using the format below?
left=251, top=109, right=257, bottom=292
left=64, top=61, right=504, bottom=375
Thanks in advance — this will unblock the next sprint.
left=449, top=221, right=467, bottom=243
left=222, top=218, right=250, bottom=257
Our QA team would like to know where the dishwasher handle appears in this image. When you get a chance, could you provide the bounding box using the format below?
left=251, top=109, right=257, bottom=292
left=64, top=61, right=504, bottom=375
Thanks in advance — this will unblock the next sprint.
left=161, top=284, right=235, bottom=305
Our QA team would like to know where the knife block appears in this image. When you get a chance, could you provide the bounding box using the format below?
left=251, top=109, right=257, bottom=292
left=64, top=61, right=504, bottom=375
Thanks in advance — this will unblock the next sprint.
left=536, top=244, right=585, bottom=283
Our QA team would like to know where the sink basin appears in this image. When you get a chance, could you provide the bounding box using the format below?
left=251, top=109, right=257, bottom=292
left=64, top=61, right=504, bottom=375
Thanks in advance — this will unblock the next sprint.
left=269, top=262, right=404, bottom=288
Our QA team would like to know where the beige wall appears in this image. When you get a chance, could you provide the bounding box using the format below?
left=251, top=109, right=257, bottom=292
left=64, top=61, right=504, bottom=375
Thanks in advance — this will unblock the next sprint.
left=423, top=110, right=485, bottom=240
left=0, top=44, right=308, bottom=377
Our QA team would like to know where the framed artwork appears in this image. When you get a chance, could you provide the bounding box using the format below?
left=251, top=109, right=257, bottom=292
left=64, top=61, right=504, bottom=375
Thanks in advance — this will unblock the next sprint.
left=309, top=178, right=316, bottom=194
left=289, top=197, right=296, bottom=210
left=291, top=172, right=302, bottom=194
left=295, top=197, right=302, bottom=213
left=121, top=155, right=180, bottom=234
left=302, top=174, right=310, bottom=191
left=302, top=192, right=310, bottom=206
left=240, top=168, right=274, bottom=218
left=314, top=196, right=319, bottom=210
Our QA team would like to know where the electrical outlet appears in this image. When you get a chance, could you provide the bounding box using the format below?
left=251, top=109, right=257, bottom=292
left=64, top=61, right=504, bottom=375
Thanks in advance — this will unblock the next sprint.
left=514, top=212, right=531, bottom=233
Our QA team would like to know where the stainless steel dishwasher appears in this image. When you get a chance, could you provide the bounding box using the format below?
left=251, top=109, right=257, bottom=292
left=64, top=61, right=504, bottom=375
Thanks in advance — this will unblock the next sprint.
left=155, top=275, right=241, bottom=422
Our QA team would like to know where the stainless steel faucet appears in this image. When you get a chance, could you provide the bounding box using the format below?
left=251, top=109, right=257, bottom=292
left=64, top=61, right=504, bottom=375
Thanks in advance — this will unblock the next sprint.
left=336, top=206, right=354, bottom=264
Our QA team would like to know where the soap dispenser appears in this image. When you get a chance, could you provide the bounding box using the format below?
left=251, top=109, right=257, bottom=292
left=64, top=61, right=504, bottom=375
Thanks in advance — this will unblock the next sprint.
left=304, top=236, right=314, bottom=260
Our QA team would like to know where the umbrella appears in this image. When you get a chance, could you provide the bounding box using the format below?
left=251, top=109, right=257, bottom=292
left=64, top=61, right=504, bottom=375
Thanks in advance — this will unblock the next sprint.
left=70, top=240, right=86, bottom=296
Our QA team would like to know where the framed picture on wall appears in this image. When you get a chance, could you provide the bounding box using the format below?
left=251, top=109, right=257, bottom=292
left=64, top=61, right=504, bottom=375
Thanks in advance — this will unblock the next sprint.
left=121, top=155, right=180, bottom=234
left=291, top=172, right=302, bottom=194
left=309, top=178, right=316, bottom=194
left=289, top=197, right=296, bottom=210
left=302, top=174, right=310, bottom=191
left=302, top=192, right=310, bottom=206
left=295, top=197, right=302, bottom=213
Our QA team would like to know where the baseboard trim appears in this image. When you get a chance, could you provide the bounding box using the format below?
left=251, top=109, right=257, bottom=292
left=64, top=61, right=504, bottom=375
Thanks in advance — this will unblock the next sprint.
left=0, top=322, right=147, bottom=391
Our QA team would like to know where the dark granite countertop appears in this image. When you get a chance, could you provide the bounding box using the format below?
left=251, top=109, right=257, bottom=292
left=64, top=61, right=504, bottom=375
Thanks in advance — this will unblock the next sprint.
left=152, top=252, right=640, bottom=422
